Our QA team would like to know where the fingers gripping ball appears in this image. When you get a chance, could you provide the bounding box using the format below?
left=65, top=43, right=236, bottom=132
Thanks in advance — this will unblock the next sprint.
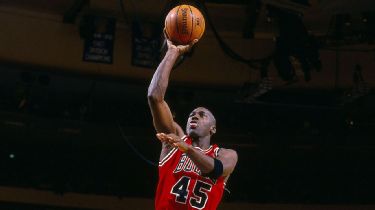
left=165, top=4, right=205, bottom=45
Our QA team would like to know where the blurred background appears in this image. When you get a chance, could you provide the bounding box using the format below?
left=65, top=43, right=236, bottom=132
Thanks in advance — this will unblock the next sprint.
left=0, top=0, right=374, bottom=209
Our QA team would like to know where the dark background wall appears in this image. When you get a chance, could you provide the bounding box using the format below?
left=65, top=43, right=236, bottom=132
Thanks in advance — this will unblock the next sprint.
left=0, top=66, right=374, bottom=205
left=0, top=0, right=375, bottom=209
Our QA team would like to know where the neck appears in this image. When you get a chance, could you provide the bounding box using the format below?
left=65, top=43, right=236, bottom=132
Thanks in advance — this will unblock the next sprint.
left=191, top=136, right=211, bottom=150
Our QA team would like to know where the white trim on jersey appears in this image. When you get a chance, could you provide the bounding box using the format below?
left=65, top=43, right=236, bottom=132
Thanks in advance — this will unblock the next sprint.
left=194, top=145, right=213, bottom=153
left=181, top=135, right=188, bottom=142
left=214, top=147, right=221, bottom=158
left=159, top=147, right=178, bottom=166
left=158, top=135, right=189, bottom=166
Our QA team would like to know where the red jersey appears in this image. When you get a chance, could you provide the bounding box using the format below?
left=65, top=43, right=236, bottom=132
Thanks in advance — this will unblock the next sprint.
left=155, top=136, right=225, bottom=210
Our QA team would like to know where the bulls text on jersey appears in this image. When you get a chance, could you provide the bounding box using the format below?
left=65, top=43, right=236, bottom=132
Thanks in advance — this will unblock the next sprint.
left=173, top=153, right=201, bottom=175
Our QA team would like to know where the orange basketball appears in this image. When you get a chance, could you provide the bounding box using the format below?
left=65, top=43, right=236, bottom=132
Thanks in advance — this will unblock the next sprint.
left=165, top=4, right=205, bottom=45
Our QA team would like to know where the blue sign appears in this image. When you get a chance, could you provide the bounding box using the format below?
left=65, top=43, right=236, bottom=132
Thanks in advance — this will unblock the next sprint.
left=83, top=16, right=116, bottom=64
left=131, top=35, right=160, bottom=68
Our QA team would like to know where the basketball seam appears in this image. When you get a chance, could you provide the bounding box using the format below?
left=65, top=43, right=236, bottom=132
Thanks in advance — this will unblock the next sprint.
left=176, top=5, right=182, bottom=44
left=188, top=5, right=194, bottom=44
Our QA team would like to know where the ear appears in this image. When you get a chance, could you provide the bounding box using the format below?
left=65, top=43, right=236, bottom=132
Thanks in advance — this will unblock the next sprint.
left=210, top=126, right=216, bottom=135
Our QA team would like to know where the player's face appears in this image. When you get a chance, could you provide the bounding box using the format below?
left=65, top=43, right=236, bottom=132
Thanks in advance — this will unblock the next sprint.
left=186, top=107, right=215, bottom=138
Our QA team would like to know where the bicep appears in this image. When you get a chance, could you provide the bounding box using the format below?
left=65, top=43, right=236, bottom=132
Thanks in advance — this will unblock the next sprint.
left=217, top=149, right=238, bottom=177
left=148, top=99, right=178, bottom=134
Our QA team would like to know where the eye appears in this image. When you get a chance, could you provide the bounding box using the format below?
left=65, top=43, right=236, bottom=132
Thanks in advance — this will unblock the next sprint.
left=199, top=111, right=206, bottom=117
left=189, top=112, right=195, bottom=117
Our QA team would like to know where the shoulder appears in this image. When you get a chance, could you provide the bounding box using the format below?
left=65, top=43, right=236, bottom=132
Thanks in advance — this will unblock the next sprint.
left=217, top=148, right=238, bottom=160
left=216, top=148, right=238, bottom=177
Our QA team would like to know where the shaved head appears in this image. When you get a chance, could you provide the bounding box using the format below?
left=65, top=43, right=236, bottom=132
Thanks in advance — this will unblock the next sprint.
left=195, top=107, right=216, bottom=126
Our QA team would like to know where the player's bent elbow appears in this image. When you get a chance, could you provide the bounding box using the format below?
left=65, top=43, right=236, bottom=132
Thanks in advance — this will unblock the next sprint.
left=147, top=92, right=163, bottom=104
left=222, top=150, right=238, bottom=177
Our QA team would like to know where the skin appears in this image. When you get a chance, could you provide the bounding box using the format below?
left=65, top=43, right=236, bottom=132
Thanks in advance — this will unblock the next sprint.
left=147, top=34, right=237, bottom=178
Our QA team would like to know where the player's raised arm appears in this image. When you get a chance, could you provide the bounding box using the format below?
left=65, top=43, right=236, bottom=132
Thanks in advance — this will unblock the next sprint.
left=147, top=46, right=179, bottom=134
left=147, top=37, right=197, bottom=135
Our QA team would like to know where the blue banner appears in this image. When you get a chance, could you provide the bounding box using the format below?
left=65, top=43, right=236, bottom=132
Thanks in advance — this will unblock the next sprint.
left=83, top=16, right=116, bottom=64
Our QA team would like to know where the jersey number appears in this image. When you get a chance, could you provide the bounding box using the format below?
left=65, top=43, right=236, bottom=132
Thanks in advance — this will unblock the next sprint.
left=171, top=176, right=212, bottom=209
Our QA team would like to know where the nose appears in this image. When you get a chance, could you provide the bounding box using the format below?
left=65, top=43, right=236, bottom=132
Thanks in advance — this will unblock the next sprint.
left=191, top=115, right=198, bottom=121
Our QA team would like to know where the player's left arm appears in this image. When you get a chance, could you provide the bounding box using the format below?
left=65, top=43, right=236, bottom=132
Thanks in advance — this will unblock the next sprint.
left=216, top=148, right=238, bottom=177
left=156, top=133, right=238, bottom=177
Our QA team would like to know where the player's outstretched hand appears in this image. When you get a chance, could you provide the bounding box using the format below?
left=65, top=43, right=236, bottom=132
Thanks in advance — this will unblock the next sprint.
left=156, top=133, right=191, bottom=152
left=164, top=29, right=198, bottom=55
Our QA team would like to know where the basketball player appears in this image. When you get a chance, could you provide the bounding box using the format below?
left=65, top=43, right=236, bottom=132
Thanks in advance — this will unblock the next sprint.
left=147, top=36, right=238, bottom=209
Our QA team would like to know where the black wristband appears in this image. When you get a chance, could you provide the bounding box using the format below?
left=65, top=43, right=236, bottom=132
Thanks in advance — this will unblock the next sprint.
left=204, top=158, right=223, bottom=180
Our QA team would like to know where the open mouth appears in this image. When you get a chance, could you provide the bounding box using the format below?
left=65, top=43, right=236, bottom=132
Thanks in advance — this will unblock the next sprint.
left=189, top=121, right=198, bottom=129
